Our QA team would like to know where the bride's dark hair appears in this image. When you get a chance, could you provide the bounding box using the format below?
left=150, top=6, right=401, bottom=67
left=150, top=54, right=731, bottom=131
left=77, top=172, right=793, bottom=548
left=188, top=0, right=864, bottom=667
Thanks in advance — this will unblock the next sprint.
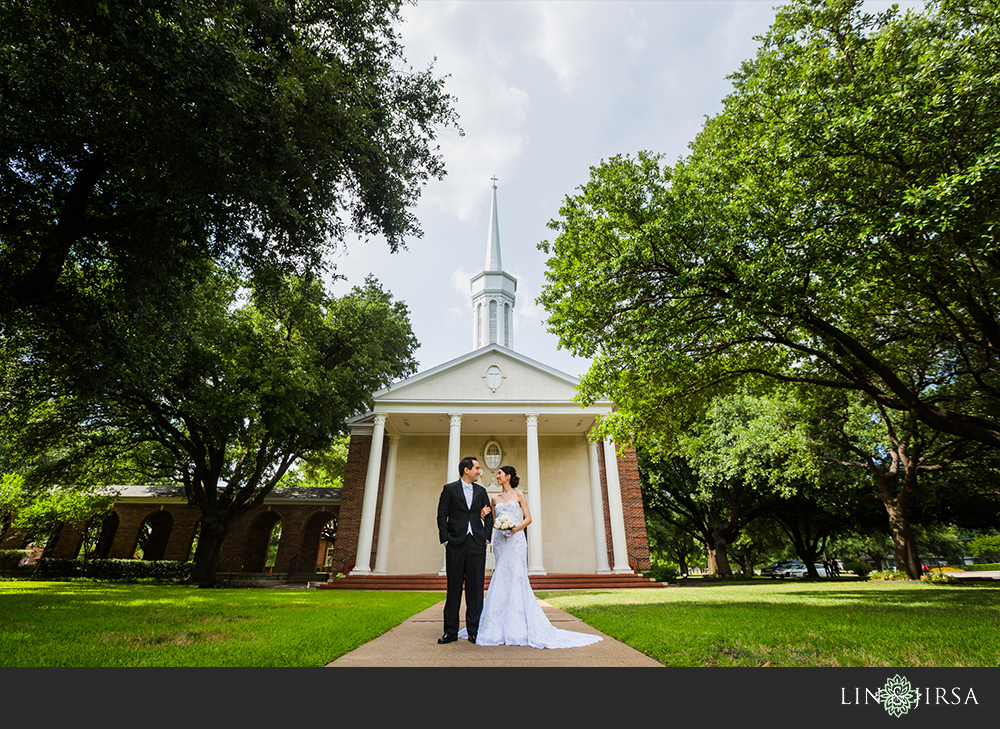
left=498, top=465, right=520, bottom=488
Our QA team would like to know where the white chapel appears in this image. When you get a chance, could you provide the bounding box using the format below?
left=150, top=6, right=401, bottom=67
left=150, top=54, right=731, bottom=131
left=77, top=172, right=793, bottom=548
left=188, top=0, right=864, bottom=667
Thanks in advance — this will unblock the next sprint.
left=332, top=181, right=650, bottom=580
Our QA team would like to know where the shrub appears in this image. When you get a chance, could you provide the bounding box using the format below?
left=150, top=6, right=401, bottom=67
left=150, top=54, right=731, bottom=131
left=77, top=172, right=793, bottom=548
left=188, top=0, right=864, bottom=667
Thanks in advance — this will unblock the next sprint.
left=0, top=549, right=30, bottom=571
left=647, top=562, right=680, bottom=583
left=86, top=559, right=190, bottom=582
left=32, top=558, right=190, bottom=581
left=968, top=534, right=1000, bottom=561
left=921, top=572, right=956, bottom=584
left=868, top=569, right=913, bottom=581
left=32, top=558, right=84, bottom=578
left=962, top=563, right=1000, bottom=571
left=700, top=571, right=754, bottom=581
left=844, top=560, right=873, bottom=578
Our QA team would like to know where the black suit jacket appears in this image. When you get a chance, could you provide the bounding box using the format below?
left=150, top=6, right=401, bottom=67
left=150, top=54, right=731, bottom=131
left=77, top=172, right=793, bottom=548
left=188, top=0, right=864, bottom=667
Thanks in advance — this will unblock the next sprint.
left=438, top=479, right=494, bottom=547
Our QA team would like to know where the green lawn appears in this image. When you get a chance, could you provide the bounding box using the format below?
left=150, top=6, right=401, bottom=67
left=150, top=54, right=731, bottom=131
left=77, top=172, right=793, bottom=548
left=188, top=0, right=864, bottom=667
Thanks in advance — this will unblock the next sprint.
left=1, top=579, right=996, bottom=667
left=0, top=582, right=442, bottom=667
left=540, top=580, right=1000, bottom=667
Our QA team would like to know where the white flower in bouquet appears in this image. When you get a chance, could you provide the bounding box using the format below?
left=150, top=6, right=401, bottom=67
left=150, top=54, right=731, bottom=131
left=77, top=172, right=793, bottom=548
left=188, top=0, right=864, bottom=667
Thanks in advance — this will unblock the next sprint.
left=494, top=514, right=517, bottom=532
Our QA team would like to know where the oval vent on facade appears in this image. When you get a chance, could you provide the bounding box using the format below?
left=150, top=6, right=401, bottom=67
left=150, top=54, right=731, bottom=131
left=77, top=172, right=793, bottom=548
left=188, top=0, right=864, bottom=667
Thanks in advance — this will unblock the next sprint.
left=485, top=364, right=503, bottom=392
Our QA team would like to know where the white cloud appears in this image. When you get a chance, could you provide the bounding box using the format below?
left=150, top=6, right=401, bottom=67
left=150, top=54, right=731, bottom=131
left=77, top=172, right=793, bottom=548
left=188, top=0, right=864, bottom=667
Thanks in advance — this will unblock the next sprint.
left=398, top=3, right=533, bottom=222
left=450, top=266, right=473, bottom=296
left=526, top=3, right=650, bottom=94
left=443, top=305, right=467, bottom=324
left=357, top=1, right=874, bottom=375
left=510, top=269, right=541, bottom=325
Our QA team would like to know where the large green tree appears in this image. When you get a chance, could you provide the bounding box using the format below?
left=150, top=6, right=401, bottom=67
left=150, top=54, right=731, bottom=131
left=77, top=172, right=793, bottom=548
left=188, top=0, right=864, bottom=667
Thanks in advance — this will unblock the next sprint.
left=808, top=389, right=975, bottom=577
left=9, top=485, right=115, bottom=565
left=1, top=0, right=449, bottom=583
left=3, top=269, right=417, bottom=585
left=636, top=391, right=800, bottom=577
left=1, top=0, right=457, bottom=321
left=657, top=389, right=861, bottom=578
left=539, top=0, right=1000, bottom=450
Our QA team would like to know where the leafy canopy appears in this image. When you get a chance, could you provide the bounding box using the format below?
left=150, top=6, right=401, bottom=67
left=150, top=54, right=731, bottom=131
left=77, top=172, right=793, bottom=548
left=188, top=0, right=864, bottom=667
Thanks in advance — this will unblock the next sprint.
left=1, top=0, right=458, bottom=318
left=539, top=0, right=1000, bottom=451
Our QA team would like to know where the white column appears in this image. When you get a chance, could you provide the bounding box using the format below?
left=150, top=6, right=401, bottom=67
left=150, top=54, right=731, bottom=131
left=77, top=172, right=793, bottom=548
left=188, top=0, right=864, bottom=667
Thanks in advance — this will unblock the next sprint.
left=604, top=438, right=631, bottom=574
left=373, top=433, right=400, bottom=574
left=447, top=414, right=463, bottom=476
left=351, top=413, right=386, bottom=575
left=525, top=413, right=546, bottom=574
left=441, top=413, right=463, bottom=575
left=588, top=438, right=611, bottom=573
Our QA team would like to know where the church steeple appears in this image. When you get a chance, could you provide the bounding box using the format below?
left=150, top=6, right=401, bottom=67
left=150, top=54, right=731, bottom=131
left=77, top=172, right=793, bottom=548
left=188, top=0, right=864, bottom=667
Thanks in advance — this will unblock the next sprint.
left=471, top=179, right=517, bottom=350
left=485, top=176, right=502, bottom=271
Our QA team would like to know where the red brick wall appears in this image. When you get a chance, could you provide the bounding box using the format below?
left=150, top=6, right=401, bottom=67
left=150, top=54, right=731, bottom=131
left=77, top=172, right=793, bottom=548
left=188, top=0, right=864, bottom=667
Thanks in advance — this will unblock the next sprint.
left=218, top=503, right=338, bottom=573
left=331, top=431, right=389, bottom=574
left=597, top=442, right=651, bottom=572
left=617, top=447, right=651, bottom=571
left=162, top=506, right=202, bottom=561
left=331, top=432, right=370, bottom=573
left=236, top=511, right=281, bottom=573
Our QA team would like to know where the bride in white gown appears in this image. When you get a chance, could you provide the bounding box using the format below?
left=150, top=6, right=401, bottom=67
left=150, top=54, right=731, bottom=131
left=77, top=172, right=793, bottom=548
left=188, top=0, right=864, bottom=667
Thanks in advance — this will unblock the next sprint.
left=458, top=465, right=602, bottom=649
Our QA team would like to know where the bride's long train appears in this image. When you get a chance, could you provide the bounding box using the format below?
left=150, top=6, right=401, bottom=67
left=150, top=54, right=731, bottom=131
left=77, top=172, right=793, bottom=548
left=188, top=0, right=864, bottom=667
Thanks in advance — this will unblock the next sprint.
left=459, top=499, right=603, bottom=648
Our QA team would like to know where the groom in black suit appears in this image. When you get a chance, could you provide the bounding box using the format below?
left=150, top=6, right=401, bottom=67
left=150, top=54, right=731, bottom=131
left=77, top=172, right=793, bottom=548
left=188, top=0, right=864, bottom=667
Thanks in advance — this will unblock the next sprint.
left=437, top=455, right=493, bottom=644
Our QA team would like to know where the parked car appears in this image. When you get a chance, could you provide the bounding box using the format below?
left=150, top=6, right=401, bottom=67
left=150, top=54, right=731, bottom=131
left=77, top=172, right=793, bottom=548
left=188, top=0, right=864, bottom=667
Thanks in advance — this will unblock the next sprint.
left=772, top=562, right=806, bottom=578
left=761, top=560, right=801, bottom=578
left=781, top=563, right=827, bottom=578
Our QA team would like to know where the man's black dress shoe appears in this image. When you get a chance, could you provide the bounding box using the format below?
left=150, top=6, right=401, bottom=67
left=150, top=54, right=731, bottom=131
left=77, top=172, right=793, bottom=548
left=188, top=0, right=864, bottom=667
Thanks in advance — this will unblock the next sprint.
left=438, top=634, right=458, bottom=644
left=468, top=634, right=477, bottom=644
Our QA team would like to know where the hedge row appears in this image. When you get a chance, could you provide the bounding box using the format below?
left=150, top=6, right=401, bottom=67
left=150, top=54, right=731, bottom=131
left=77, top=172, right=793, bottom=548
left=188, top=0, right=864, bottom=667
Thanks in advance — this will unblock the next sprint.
left=32, top=558, right=191, bottom=581
left=962, top=563, right=1000, bottom=571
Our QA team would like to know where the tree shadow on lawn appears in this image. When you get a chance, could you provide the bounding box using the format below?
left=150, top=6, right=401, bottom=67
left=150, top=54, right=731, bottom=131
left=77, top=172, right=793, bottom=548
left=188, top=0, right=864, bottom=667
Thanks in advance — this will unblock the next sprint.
left=640, top=589, right=998, bottom=619
left=789, top=585, right=999, bottom=608
left=676, top=576, right=869, bottom=587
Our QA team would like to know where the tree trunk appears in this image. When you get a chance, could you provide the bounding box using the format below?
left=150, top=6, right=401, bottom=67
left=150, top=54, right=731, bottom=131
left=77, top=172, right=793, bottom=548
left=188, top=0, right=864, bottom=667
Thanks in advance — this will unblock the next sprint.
left=884, top=500, right=922, bottom=579
left=789, top=534, right=824, bottom=578
left=709, top=527, right=733, bottom=576
left=190, top=519, right=228, bottom=587
left=868, top=456, right=922, bottom=579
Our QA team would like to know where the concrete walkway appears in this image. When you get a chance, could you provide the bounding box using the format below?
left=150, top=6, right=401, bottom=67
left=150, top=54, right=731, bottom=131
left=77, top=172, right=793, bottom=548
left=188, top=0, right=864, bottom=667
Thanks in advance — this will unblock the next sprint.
left=326, top=597, right=662, bottom=668
left=951, top=570, right=1000, bottom=580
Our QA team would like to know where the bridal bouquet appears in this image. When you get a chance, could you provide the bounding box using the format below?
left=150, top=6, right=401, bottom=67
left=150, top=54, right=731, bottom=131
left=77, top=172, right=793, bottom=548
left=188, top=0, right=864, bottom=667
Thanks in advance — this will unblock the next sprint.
left=494, top=514, right=518, bottom=533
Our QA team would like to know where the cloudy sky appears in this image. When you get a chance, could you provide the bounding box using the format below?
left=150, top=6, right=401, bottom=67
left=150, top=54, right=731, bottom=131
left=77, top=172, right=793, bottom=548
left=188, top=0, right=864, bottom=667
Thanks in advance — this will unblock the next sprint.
left=327, top=0, right=922, bottom=379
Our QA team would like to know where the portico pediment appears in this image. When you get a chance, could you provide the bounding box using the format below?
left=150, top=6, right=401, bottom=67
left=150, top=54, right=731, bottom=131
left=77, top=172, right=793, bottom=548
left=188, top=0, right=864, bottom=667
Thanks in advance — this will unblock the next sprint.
left=373, top=344, right=586, bottom=405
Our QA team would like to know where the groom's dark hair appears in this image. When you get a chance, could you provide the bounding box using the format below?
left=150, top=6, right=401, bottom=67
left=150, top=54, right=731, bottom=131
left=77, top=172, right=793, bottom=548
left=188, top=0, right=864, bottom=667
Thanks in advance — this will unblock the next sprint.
left=458, top=456, right=478, bottom=478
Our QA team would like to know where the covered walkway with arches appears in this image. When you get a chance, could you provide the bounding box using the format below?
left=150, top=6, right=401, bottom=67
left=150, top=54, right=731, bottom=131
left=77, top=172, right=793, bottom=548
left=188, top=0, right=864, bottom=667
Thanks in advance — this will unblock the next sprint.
left=1, top=485, right=340, bottom=581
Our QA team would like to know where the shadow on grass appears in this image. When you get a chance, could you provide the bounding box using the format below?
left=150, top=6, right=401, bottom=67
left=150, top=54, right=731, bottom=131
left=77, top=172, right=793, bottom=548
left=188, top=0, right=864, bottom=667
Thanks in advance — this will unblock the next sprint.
left=674, top=576, right=863, bottom=587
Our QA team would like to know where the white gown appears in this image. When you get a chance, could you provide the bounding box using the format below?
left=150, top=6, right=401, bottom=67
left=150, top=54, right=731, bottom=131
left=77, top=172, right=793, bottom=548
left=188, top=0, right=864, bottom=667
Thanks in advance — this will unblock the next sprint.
left=459, top=498, right=603, bottom=648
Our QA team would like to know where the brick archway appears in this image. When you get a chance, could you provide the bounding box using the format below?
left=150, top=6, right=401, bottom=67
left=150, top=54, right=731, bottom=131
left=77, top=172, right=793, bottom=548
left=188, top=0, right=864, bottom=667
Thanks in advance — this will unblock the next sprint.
left=136, top=510, right=173, bottom=561
left=17, top=486, right=341, bottom=575
left=92, top=512, right=120, bottom=560
left=299, top=511, right=337, bottom=573
left=241, top=511, right=281, bottom=573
